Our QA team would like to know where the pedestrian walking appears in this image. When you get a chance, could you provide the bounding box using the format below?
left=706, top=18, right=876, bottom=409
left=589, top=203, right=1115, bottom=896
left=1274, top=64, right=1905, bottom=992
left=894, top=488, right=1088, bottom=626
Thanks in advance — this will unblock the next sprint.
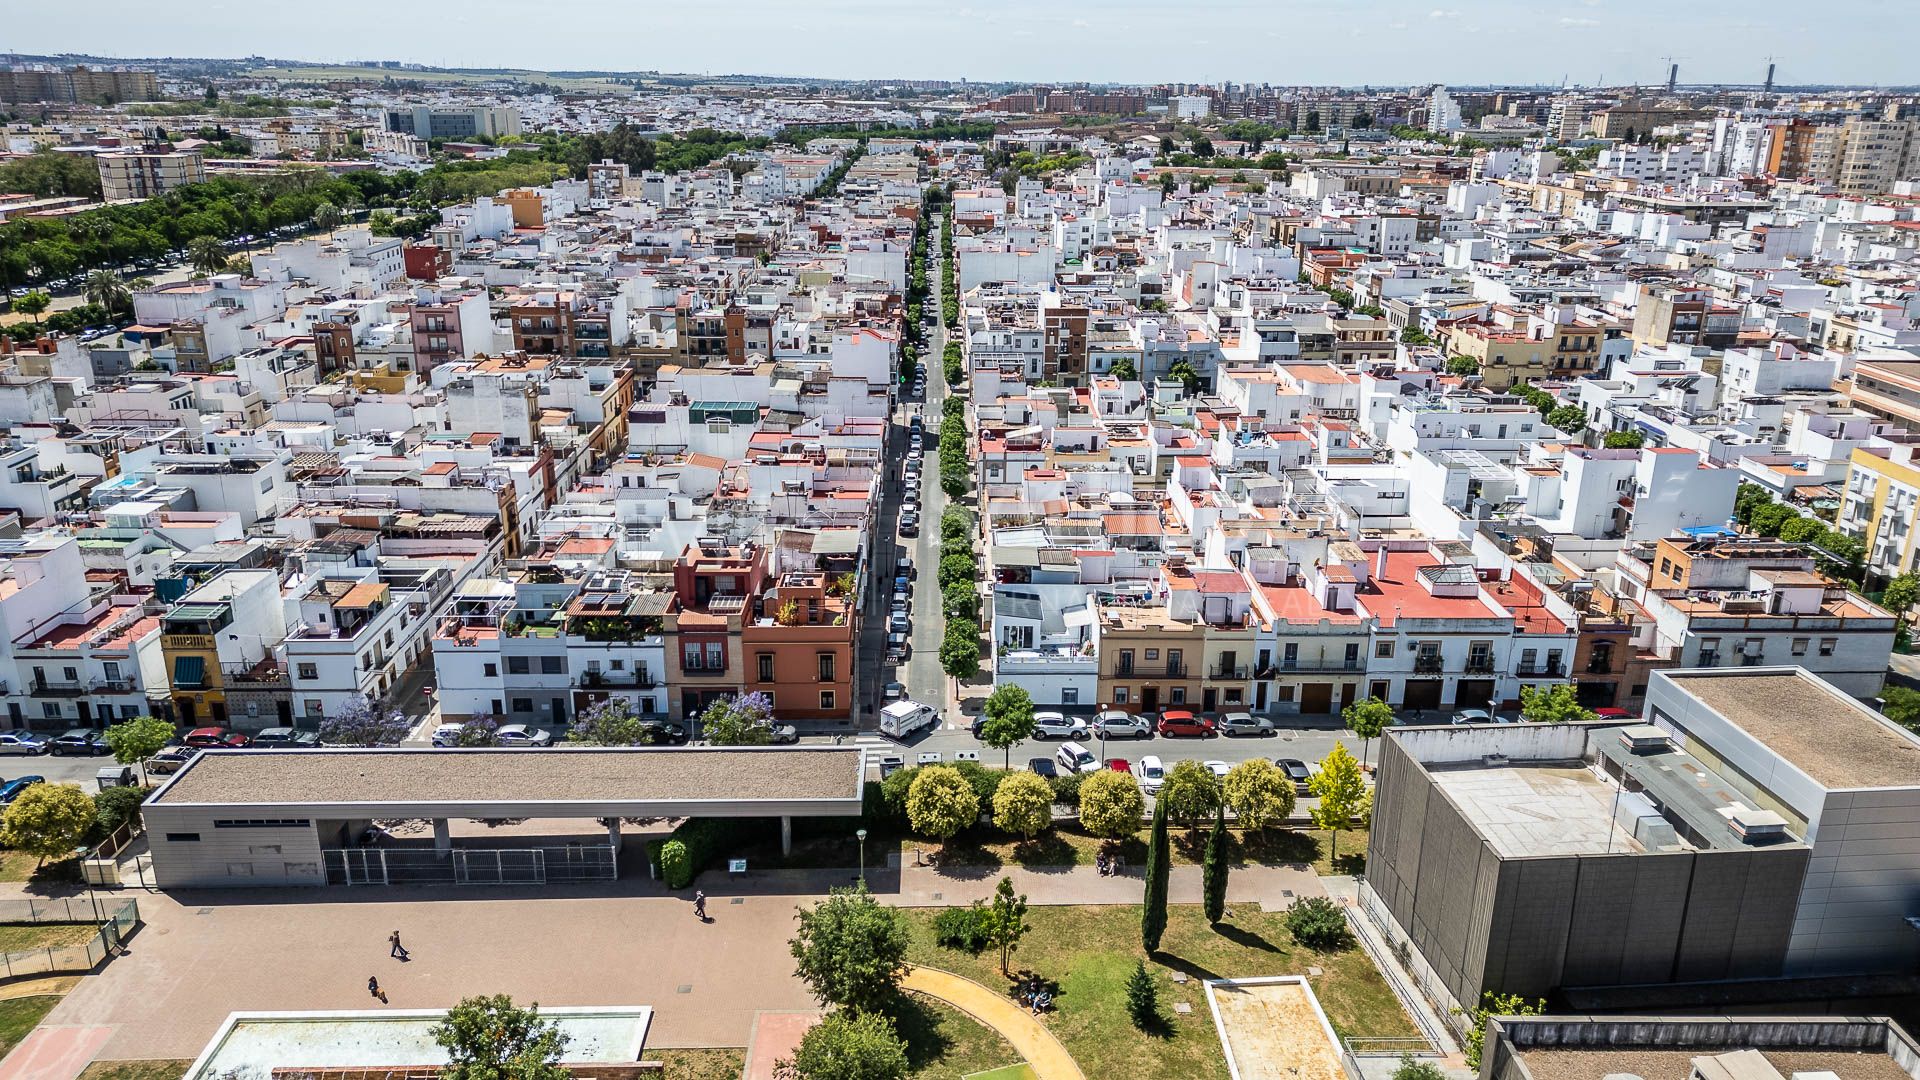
left=368, top=975, right=383, bottom=1002
left=693, top=890, right=707, bottom=920
left=389, top=931, right=408, bottom=961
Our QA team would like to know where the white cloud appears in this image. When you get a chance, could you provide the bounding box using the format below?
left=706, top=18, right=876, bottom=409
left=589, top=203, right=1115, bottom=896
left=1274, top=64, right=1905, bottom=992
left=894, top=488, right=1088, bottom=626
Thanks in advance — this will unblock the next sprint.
left=1559, top=15, right=1600, bottom=25
left=1070, top=16, right=1089, bottom=26
left=1428, top=8, right=1458, bottom=17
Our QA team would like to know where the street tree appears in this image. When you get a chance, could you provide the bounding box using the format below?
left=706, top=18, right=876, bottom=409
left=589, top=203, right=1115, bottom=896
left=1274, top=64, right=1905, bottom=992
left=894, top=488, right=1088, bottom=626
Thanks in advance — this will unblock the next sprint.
left=698, top=690, right=775, bottom=745
left=187, top=236, right=227, bottom=279
left=430, top=995, right=571, bottom=1080
left=316, top=693, right=410, bottom=746
left=83, top=270, right=131, bottom=315
left=1222, top=758, right=1295, bottom=831
left=1307, top=744, right=1368, bottom=863
left=983, top=875, right=1030, bottom=975
left=1077, top=769, right=1144, bottom=839
left=991, top=770, right=1053, bottom=841
left=1202, top=804, right=1230, bottom=925
left=1141, top=797, right=1170, bottom=952
left=12, top=290, right=50, bottom=328
left=567, top=696, right=658, bottom=746
left=979, top=684, right=1036, bottom=768
left=1519, top=683, right=1597, bottom=725
left=103, top=714, right=173, bottom=782
left=1342, top=696, right=1394, bottom=770
left=1, top=783, right=94, bottom=865
left=938, top=626, right=980, bottom=682
left=1883, top=572, right=1920, bottom=614
left=789, top=884, right=910, bottom=1013
left=311, top=201, right=343, bottom=232
left=906, top=765, right=979, bottom=846
left=775, top=1010, right=908, bottom=1080
left=1157, top=759, right=1222, bottom=831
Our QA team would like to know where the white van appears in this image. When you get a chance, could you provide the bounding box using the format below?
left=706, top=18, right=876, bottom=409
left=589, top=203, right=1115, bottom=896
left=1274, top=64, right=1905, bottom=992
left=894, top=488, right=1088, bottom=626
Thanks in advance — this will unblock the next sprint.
left=879, top=699, right=939, bottom=740
left=1138, top=755, right=1167, bottom=794
left=1054, top=741, right=1099, bottom=774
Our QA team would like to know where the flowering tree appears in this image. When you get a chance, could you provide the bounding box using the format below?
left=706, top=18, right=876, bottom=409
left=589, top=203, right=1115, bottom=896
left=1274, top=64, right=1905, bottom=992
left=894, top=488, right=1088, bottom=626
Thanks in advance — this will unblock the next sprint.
left=698, top=691, right=775, bottom=745
left=567, top=697, right=655, bottom=746
left=316, top=694, right=411, bottom=746
left=452, top=715, right=499, bottom=748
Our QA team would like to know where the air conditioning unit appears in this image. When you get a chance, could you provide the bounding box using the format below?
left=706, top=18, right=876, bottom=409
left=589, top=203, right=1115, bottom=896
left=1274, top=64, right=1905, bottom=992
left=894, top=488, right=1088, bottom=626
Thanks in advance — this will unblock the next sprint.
left=1617, top=724, right=1674, bottom=755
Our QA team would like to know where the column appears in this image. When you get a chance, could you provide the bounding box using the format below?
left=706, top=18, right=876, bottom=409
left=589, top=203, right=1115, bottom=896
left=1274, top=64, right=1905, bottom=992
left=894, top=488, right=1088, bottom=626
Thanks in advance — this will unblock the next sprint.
left=781, top=815, right=792, bottom=856
left=433, top=818, right=451, bottom=857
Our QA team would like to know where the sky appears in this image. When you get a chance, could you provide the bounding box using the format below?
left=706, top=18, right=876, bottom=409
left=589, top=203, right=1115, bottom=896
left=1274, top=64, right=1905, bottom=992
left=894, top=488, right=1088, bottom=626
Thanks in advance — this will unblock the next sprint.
left=10, top=0, right=1917, bottom=87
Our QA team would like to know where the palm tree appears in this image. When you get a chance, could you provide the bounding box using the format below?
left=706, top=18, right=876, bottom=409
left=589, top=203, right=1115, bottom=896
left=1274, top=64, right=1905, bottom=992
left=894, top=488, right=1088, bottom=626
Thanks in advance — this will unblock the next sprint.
left=83, top=270, right=131, bottom=316
left=186, top=236, right=227, bottom=280
left=311, top=202, right=342, bottom=233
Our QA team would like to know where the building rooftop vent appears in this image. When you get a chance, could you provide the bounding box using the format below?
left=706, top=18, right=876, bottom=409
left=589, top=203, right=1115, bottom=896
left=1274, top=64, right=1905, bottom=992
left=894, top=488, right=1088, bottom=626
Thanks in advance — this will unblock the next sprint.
left=1618, top=724, right=1674, bottom=755
left=1721, top=804, right=1790, bottom=844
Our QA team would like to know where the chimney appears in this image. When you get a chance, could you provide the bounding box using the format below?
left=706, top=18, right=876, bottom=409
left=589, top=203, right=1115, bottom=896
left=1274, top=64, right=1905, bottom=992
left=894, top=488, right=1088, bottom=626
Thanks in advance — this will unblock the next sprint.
left=1374, top=545, right=1389, bottom=580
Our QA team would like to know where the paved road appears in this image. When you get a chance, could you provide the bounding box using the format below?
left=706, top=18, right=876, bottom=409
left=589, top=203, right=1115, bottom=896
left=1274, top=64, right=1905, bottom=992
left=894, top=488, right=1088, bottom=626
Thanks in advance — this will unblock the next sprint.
left=901, top=215, right=950, bottom=712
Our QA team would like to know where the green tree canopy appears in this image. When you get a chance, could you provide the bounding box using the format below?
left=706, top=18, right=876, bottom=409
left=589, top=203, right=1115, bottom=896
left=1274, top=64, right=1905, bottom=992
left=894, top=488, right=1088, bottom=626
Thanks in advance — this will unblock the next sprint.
left=1222, top=758, right=1296, bottom=831
left=1342, top=696, right=1394, bottom=770
left=1, top=783, right=94, bottom=864
left=1602, top=430, right=1645, bottom=449
left=430, top=995, right=571, bottom=1080
left=1077, top=769, right=1145, bottom=839
left=1444, top=355, right=1480, bottom=376
left=991, top=770, right=1053, bottom=840
left=1545, top=404, right=1588, bottom=435
left=983, top=875, right=1030, bottom=975
left=104, top=715, right=173, bottom=778
left=775, top=1010, right=908, bottom=1080
left=789, top=885, right=910, bottom=1013
left=1882, top=572, right=1920, bottom=614
left=566, top=696, right=659, bottom=746
left=907, top=764, right=979, bottom=844
left=939, top=626, right=981, bottom=682
left=1158, top=759, right=1222, bottom=831
left=1520, top=683, right=1598, bottom=724
left=1307, top=744, right=1368, bottom=861
left=979, top=684, right=1036, bottom=768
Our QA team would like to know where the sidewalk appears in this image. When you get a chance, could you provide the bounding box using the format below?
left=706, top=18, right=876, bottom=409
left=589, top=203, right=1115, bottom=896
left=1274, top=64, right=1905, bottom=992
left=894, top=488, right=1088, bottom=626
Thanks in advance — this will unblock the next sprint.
left=903, top=966, right=1083, bottom=1080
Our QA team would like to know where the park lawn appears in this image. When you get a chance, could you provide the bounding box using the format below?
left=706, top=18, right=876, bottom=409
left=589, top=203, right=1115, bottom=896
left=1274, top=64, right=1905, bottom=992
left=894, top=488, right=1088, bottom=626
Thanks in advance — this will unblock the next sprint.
left=0, top=923, right=100, bottom=951
left=75, top=1062, right=191, bottom=1080
left=899, top=992, right=1023, bottom=1080
left=0, top=854, right=82, bottom=885
left=904, top=904, right=1414, bottom=1080
left=647, top=1048, right=744, bottom=1080
left=0, top=996, right=62, bottom=1059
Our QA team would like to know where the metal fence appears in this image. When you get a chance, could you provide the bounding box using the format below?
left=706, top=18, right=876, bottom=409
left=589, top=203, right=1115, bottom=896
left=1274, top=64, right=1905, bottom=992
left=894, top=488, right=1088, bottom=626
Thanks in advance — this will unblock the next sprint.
left=322, top=845, right=617, bottom=887
left=0, top=897, right=139, bottom=980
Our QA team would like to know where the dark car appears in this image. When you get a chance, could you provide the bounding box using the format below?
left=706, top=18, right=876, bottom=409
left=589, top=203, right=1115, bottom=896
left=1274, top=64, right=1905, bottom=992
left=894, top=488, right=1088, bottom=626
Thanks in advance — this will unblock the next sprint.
left=252, top=727, right=321, bottom=748
left=48, top=729, right=109, bottom=756
left=1276, top=757, right=1313, bottom=793
left=144, top=746, right=198, bottom=775
left=642, top=721, right=689, bottom=746
left=0, top=776, right=44, bottom=805
left=1027, top=757, right=1058, bottom=779
left=1156, top=710, right=1215, bottom=737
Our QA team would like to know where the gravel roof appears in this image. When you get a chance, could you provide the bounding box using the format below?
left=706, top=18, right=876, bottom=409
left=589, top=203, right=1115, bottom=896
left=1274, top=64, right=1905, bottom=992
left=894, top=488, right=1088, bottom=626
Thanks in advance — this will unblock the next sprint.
left=1668, top=671, right=1920, bottom=790
left=151, top=748, right=864, bottom=807
left=1517, top=1047, right=1913, bottom=1080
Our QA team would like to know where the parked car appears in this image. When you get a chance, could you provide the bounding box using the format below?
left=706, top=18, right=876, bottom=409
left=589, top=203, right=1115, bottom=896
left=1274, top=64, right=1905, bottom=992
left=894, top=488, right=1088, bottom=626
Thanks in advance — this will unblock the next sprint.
left=1054, top=740, right=1099, bottom=775
left=888, top=613, right=910, bottom=635
left=1450, top=709, right=1495, bottom=726
left=0, top=776, right=44, bottom=805
left=1203, top=760, right=1232, bottom=782
left=886, top=633, right=910, bottom=662
left=0, top=732, right=48, bottom=755
left=1031, top=712, right=1087, bottom=740
left=1217, top=712, right=1273, bottom=737
left=1137, top=755, right=1167, bottom=794
left=1156, top=710, right=1215, bottom=737
left=897, top=557, right=914, bottom=580
left=641, top=721, right=690, bottom=746
left=769, top=723, right=800, bottom=745
left=1276, top=758, right=1313, bottom=794
left=1107, top=758, right=1133, bottom=773
left=144, top=746, right=197, bottom=775
left=1091, top=710, right=1151, bottom=739
left=899, top=514, right=919, bottom=537
left=430, top=722, right=467, bottom=747
left=1027, top=757, right=1058, bottom=779
left=252, top=727, right=321, bottom=748
left=1593, top=707, right=1635, bottom=720
left=494, top=724, right=553, bottom=748
left=183, top=727, right=249, bottom=748
left=48, top=729, right=109, bottom=756
left=883, top=681, right=907, bottom=702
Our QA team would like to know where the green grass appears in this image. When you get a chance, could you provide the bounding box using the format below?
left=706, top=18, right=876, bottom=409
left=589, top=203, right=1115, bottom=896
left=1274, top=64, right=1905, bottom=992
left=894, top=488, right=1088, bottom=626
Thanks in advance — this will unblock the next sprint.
left=905, top=904, right=1414, bottom=1080
left=935, top=827, right=1368, bottom=877
left=0, top=996, right=61, bottom=1059
left=963, top=1065, right=1037, bottom=1080
left=646, top=1048, right=743, bottom=1080
left=0, top=855, right=81, bottom=885
left=0, top=923, right=100, bottom=951
left=899, top=992, right=1022, bottom=1080
left=75, top=1062, right=190, bottom=1080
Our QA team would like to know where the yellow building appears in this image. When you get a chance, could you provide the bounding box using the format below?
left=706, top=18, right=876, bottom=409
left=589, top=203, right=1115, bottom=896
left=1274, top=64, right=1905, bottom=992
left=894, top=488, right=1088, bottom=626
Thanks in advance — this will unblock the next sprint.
left=1094, top=606, right=1203, bottom=714
left=1838, top=446, right=1920, bottom=579
left=1447, top=320, right=1604, bottom=390
left=502, top=188, right=545, bottom=228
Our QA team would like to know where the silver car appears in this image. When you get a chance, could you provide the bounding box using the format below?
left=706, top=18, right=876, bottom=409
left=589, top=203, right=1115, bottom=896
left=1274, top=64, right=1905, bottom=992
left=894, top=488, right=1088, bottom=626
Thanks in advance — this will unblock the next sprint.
left=1217, top=712, right=1273, bottom=737
left=0, top=732, right=48, bottom=755
left=1030, top=712, right=1088, bottom=741
left=1091, top=710, right=1152, bottom=739
left=494, top=724, right=553, bottom=748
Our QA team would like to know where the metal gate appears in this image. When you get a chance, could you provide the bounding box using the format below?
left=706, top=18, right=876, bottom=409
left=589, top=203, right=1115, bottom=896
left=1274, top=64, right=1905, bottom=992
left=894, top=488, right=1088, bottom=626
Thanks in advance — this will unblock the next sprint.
left=324, top=848, right=390, bottom=886
left=454, top=849, right=544, bottom=885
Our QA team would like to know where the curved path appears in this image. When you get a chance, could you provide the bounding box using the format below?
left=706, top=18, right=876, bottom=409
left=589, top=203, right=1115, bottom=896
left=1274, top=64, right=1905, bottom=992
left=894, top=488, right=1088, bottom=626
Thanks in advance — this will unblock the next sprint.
left=902, top=964, right=1084, bottom=1080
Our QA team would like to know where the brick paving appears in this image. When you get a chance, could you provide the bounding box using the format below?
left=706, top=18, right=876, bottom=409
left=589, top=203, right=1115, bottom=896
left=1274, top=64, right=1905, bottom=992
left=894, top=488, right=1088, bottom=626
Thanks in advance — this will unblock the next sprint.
left=740, top=1011, right=820, bottom=1080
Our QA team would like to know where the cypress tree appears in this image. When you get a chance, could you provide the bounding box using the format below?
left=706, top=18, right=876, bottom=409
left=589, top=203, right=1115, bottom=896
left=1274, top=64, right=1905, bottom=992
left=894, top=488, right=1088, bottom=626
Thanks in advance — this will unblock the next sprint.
left=1203, top=803, right=1230, bottom=925
left=1142, top=797, right=1170, bottom=952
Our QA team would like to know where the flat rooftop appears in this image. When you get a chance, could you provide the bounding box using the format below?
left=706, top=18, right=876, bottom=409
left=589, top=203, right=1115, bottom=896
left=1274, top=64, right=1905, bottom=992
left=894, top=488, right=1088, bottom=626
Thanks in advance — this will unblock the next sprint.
left=187, top=1008, right=651, bottom=1080
left=1516, top=1047, right=1914, bottom=1080
left=151, top=747, right=864, bottom=809
left=1429, top=760, right=1642, bottom=858
left=1666, top=670, right=1920, bottom=789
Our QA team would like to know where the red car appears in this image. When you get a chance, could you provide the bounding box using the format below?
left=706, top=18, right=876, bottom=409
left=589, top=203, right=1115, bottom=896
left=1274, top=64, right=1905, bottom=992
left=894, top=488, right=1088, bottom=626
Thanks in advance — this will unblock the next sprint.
left=183, top=727, right=251, bottom=748
left=1156, top=710, right=1215, bottom=737
left=1593, top=707, right=1635, bottom=720
left=1107, top=758, right=1133, bottom=773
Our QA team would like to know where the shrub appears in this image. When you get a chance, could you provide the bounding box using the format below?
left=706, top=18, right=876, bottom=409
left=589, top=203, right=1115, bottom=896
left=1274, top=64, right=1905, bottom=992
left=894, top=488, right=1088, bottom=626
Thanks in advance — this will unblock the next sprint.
left=1125, top=959, right=1160, bottom=1030
left=1047, top=771, right=1085, bottom=808
left=658, top=839, right=692, bottom=889
left=1284, top=895, right=1351, bottom=950
left=951, top=760, right=1004, bottom=807
left=932, top=901, right=992, bottom=952
left=92, top=785, right=146, bottom=838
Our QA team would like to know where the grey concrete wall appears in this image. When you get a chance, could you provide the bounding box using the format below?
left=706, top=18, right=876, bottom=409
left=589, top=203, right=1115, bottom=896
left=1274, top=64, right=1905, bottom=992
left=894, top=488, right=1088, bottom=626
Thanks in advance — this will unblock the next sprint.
left=1791, top=785, right=1920, bottom=976
left=143, top=806, right=326, bottom=889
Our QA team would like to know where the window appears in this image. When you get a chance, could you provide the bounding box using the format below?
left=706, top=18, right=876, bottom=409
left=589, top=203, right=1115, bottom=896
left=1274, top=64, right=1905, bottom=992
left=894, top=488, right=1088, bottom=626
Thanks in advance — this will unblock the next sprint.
left=1170, top=687, right=1187, bottom=704
left=511, top=698, right=533, bottom=713
left=705, top=642, right=724, bottom=669
left=1114, top=688, right=1129, bottom=704
left=62, top=666, right=77, bottom=681
left=1061, top=687, right=1079, bottom=705
left=819, top=691, right=836, bottom=710
left=818, top=653, right=835, bottom=682
left=305, top=700, right=323, bottom=716
left=121, top=706, right=138, bottom=719
left=758, top=654, right=774, bottom=682
left=507, top=656, right=531, bottom=675
left=297, top=663, right=318, bottom=680
left=1144, top=649, right=1159, bottom=661
left=1375, top=641, right=1395, bottom=658
left=41, top=703, right=59, bottom=718
left=103, top=661, right=121, bottom=681
left=483, top=663, right=498, bottom=677
left=166, top=833, right=202, bottom=843
left=1225, top=689, right=1243, bottom=704
left=1659, top=558, right=1673, bottom=577
left=1791, top=638, right=1809, bottom=656
left=540, top=656, right=566, bottom=675
left=1819, top=638, right=1837, bottom=656
left=683, top=643, right=703, bottom=671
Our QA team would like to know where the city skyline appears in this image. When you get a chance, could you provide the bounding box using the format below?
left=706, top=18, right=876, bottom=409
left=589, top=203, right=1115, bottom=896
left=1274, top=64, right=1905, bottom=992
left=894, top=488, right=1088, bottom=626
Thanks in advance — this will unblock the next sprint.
left=8, top=0, right=1917, bottom=88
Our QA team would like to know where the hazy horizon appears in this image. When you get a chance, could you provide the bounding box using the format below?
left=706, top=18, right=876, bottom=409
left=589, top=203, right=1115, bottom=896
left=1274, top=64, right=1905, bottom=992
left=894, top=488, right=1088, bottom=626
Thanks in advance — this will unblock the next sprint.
left=9, top=0, right=1917, bottom=88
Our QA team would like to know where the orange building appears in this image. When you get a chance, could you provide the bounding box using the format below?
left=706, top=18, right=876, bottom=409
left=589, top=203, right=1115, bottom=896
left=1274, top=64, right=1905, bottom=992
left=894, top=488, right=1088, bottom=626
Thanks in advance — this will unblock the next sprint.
left=741, top=571, right=856, bottom=722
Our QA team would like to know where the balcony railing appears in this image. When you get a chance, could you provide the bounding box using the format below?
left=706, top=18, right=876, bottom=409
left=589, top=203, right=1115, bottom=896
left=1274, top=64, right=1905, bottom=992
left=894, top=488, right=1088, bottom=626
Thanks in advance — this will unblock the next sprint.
left=1464, top=658, right=1497, bottom=674
left=29, top=678, right=85, bottom=696
left=1209, top=665, right=1249, bottom=680
left=1413, top=656, right=1444, bottom=674
left=1263, top=659, right=1364, bottom=676
left=1164, top=663, right=1185, bottom=678
left=1515, top=663, right=1564, bottom=678
left=582, top=669, right=657, bottom=689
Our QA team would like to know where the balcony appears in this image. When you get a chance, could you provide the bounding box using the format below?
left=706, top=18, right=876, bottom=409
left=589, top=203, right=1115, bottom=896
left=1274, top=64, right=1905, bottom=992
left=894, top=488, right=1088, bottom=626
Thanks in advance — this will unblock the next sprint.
left=29, top=678, right=85, bottom=696
left=1265, top=659, right=1364, bottom=676
left=1464, top=658, right=1497, bottom=675
left=1164, top=663, right=1186, bottom=678
left=1209, top=664, right=1249, bottom=680
left=1413, top=656, right=1445, bottom=674
left=582, top=669, right=657, bottom=689
left=1514, top=663, right=1564, bottom=678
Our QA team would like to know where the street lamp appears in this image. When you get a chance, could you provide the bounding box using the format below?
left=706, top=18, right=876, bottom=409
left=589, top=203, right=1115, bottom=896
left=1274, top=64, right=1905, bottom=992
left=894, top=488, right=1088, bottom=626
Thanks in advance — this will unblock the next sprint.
left=856, top=828, right=869, bottom=886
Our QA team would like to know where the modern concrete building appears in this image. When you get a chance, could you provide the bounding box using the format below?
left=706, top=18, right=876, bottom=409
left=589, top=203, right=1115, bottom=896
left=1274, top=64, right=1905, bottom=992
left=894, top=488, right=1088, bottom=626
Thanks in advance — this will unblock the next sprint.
left=141, top=746, right=867, bottom=889
left=1364, top=667, right=1920, bottom=1030
left=1480, top=1014, right=1920, bottom=1080
left=97, top=147, right=206, bottom=201
left=383, top=106, right=521, bottom=140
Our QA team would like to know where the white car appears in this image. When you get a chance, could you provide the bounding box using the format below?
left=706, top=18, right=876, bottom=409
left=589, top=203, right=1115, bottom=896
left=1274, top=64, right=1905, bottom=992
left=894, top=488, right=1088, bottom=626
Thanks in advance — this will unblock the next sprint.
left=1203, top=760, right=1232, bottom=782
left=1138, top=754, right=1167, bottom=794
left=1092, top=710, right=1152, bottom=739
left=495, top=724, right=553, bottom=748
left=430, top=723, right=466, bottom=748
left=1031, top=712, right=1087, bottom=741
left=1217, top=712, right=1273, bottom=737
left=1054, top=740, right=1099, bottom=774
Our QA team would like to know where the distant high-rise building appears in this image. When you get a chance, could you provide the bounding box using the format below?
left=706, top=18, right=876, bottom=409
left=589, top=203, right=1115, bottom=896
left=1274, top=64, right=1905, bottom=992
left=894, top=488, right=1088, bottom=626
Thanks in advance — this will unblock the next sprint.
left=97, top=147, right=206, bottom=201
left=0, top=65, right=158, bottom=104
left=384, top=106, right=521, bottom=140
left=1428, top=86, right=1463, bottom=132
